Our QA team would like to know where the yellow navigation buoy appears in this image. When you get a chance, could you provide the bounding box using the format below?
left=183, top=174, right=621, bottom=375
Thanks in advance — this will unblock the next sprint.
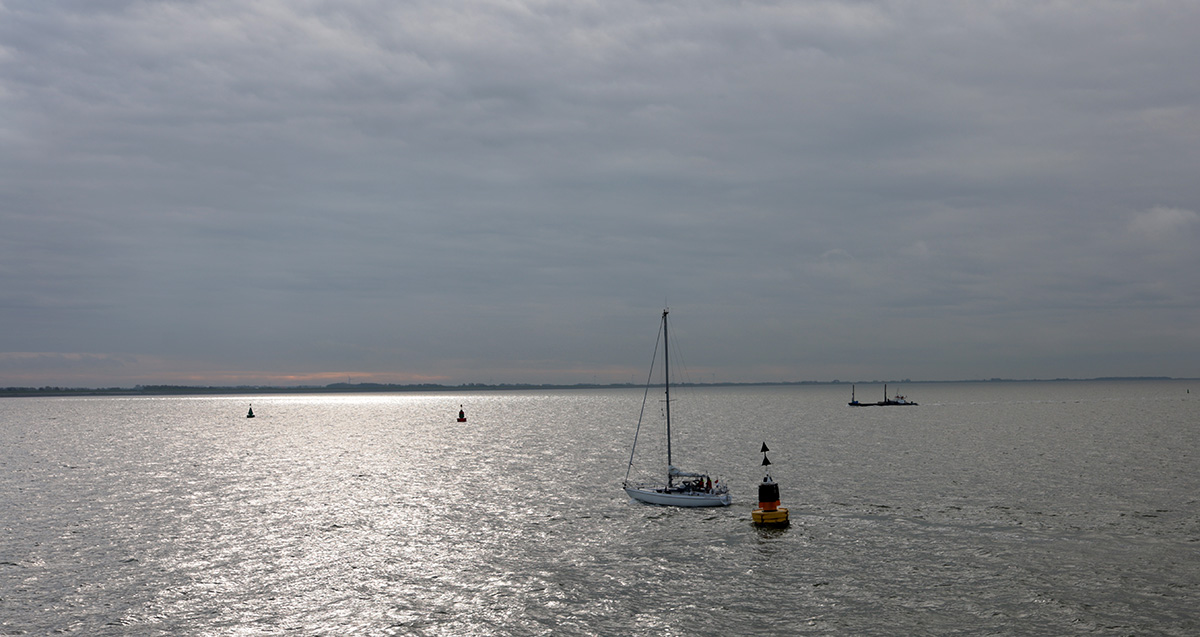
left=752, top=442, right=789, bottom=527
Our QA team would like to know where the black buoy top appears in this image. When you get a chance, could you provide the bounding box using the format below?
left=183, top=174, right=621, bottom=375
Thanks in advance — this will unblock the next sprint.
left=758, top=479, right=780, bottom=503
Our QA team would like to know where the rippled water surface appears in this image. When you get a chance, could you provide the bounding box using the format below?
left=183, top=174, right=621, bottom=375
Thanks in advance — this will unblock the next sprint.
left=2, top=381, right=1198, bottom=635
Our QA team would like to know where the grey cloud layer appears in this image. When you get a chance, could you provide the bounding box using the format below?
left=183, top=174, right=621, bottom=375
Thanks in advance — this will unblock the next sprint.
left=2, top=1, right=1197, bottom=385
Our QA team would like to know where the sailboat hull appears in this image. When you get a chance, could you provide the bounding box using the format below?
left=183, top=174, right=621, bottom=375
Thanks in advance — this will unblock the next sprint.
left=624, top=486, right=731, bottom=507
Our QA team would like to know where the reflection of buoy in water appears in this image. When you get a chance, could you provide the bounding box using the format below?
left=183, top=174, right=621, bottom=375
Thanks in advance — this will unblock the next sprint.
left=457, top=405, right=466, bottom=422
left=752, top=442, right=789, bottom=527
left=246, top=404, right=255, bottom=418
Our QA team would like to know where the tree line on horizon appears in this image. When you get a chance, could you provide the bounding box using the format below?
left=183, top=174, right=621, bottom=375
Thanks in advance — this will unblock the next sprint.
left=0, top=376, right=1183, bottom=397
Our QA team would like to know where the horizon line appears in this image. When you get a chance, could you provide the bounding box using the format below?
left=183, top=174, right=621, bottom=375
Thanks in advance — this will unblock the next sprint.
left=2, top=376, right=1192, bottom=396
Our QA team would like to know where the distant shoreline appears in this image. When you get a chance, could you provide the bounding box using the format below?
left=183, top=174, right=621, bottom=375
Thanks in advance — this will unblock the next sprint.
left=0, top=377, right=1188, bottom=398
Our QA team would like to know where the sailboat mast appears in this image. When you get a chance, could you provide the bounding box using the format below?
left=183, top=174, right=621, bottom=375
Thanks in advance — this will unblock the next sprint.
left=662, top=308, right=672, bottom=486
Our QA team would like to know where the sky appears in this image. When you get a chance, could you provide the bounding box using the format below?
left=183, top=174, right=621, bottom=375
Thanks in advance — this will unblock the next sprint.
left=2, top=0, right=1198, bottom=388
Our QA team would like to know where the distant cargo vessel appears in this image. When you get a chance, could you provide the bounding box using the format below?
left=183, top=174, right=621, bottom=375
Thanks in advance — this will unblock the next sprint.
left=848, top=384, right=917, bottom=406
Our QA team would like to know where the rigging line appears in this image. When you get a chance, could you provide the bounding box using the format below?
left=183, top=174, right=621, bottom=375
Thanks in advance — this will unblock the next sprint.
left=664, top=316, right=696, bottom=387
left=624, top=314, right=665, bottom=485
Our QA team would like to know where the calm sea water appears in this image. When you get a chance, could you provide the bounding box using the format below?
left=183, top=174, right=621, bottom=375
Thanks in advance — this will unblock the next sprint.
left=1, top=381, right=1197, bottom=635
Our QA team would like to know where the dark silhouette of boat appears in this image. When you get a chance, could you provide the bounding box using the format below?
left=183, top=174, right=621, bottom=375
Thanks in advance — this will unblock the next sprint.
left=849, top=384, right=917, bottom=406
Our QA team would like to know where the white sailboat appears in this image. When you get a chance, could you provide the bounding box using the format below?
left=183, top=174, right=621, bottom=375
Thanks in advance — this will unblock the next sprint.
left=623, top=309, right=731, bottom=507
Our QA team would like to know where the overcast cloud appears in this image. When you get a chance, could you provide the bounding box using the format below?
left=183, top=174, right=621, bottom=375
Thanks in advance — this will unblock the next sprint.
left=2, top=0, right=1198, bottom=387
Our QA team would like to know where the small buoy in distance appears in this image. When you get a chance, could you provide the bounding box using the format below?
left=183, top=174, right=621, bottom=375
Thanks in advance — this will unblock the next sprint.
left=246, top=404, right=255, bottom=418
left=752, top=442, right=789, bottom=527
left=456, top=405, right=467, bottom=422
